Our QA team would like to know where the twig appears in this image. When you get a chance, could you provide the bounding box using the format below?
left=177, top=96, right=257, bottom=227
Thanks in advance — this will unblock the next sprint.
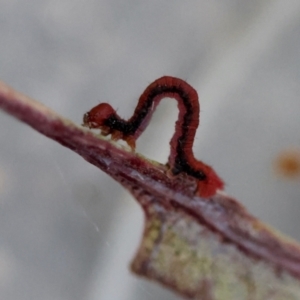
left=1, top=80, right=300, bottom=299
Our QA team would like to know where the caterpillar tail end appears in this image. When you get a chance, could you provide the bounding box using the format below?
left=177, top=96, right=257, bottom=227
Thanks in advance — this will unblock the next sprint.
left=197, top=169, right=224, bottom=198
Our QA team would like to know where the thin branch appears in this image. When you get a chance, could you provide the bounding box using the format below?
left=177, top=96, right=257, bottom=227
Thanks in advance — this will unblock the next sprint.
left=1, top=80, right=300, bottom=299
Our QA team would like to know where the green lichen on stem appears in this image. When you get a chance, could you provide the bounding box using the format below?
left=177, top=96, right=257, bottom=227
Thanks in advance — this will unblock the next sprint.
left=132, top=206, right=300, bottom=299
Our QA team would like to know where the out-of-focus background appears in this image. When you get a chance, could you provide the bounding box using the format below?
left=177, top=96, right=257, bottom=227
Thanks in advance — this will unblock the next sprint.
left=1, top=1, right=300, bottom=299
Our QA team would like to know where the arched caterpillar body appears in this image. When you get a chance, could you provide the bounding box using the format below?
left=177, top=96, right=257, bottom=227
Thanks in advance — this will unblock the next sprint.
left=83, top=76, right=224, bottom=197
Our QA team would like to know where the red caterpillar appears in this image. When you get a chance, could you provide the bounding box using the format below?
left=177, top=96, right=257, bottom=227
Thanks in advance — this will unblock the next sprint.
left=83, top=76, right=224, bottom=197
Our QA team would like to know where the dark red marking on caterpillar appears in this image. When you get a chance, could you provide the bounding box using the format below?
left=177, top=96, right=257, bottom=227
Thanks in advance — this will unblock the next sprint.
left=83, top=76, right=224, bottom=197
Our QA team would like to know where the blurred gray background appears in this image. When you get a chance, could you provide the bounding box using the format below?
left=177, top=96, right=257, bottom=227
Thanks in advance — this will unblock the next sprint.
left=1, top=1, right=300, bottom=299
